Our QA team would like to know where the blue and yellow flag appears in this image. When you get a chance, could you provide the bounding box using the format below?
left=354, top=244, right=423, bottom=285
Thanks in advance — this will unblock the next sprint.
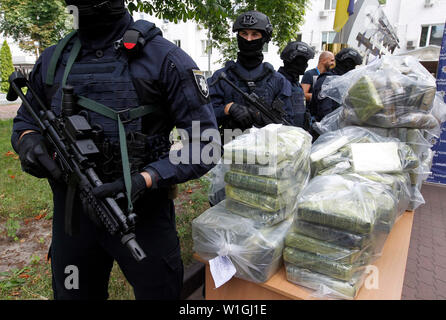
left=333, top=0, right=355, bottom=32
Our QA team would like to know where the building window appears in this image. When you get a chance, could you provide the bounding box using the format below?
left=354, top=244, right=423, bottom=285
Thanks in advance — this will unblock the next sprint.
left=262, top=43, right=269, bottom=53
left=321, top=31, right=337, bottom=50
left=201, top=40, right=212, bottom=56
left=324, top=0, right=337, bottom=10
left=296, top=34, right=302, bottom=42
left=419, top=24, right=445, bottom=47
left=174, top=40, right=181, bottom=48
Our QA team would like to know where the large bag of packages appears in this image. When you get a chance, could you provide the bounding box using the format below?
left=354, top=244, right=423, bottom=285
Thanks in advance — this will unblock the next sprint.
left=320, top=56, right=437, bottom=121
left=311, top=126, right=429, bottom=211
left=315, top=57, right=446, bottom=139
left=310, top=126, right=421, bottom=212
left=283, top=174, right=398, bottom=299
left=221, top=124, right=312, bottom=227
left=192, top=200, right=293, bottom=283
left=310, top=127, right=420, bottom=177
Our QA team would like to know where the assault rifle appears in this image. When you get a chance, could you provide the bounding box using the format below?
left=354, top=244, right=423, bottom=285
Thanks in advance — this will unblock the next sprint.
left=211, top=71, right=292, bottom=126
left=7, top=71, right=146, bottom=262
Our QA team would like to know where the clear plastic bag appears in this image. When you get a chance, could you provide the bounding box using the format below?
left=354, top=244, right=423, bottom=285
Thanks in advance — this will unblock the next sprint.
left=222, top=124, right=312, bottom=226
left=312, top=107, right=347, bottom=135
left=284, top=173, right=399, bottom=299
left=317, top=56, right=442, bottom=137
left=206, top=161, right=230, bottom=206
left=310, top=126, right=421, bottom=176
left=320, top=56, right=437, bottom=117
left=192, top=200, right=293, bottom=283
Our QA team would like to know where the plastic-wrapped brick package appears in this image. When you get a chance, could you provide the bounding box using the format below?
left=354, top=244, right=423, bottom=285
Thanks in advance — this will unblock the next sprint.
left=309, top=126, right=425, bottom=211
left=192, top=200, right=293, bottom=283
left=285, top=262, right=366, bottom=300
left=222, top=124, right=312, bottom=227
left=283, top=174, right=399, bottom=299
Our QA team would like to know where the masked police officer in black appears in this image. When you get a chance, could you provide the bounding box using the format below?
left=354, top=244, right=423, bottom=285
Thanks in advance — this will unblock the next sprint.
left=208, top=10, right=295, bottom=144
left=310, top=47, right=363, bottom=123
left=11, top=0, right=220, bottom=300
left=278, top=41, right=315, bottom=130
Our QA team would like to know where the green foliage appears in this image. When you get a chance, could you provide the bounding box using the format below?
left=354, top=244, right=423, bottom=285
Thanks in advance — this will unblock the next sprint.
left=0, top=0, right=70, bottom=54
left=0, top=41, right=15, bottom=93
left=0, top=120, right=53, bottom=219
left=5, top=212, right=21, bottom=241
left=126, top=0, right=310, bottom=60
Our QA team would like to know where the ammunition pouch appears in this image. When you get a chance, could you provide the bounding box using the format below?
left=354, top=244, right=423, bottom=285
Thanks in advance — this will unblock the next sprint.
left=94, top=131, right=172, bottom=183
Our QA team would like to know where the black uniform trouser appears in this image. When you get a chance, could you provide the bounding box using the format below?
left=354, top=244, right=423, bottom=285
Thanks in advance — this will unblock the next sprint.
left=48, top=181, right=183, bottom=300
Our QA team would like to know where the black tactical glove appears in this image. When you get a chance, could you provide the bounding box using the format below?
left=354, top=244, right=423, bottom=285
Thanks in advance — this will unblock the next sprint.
left=18, top=132, right=62, bottom=180
left=249, top=109, right=274, bottom=127
left=229, top=103, right=254, bottom=128
left=92, top=172, right=148, bottom=203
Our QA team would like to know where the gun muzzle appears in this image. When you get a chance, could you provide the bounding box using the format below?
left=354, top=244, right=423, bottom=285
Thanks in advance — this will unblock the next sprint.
left=7, top=71, right=27, bottom=102
left=121, top=233, right=147, bottom=262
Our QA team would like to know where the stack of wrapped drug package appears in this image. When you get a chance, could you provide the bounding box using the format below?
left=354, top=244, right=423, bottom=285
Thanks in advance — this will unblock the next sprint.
left=193, top=124, right=312, bottom=283
left=314, top=55, right=446, bottom=211
left=284, top=126, right=417, bottom=299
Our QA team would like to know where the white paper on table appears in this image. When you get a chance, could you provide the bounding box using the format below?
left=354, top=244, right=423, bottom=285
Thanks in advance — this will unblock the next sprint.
left=209, top=255, right=237, bottom=289
left=351, top=142, right=402, bottom=173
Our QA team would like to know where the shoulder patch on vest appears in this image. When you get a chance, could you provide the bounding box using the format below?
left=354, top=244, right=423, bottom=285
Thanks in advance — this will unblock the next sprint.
left=192, top=69, right=209, bottom=99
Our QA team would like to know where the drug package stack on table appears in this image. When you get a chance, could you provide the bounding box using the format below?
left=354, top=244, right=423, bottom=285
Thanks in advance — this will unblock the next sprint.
left=193, top=124, right=312, bottom=283
left=314, top=55, right=446, bottom=211
left=284, top=126, right=419, bottom=299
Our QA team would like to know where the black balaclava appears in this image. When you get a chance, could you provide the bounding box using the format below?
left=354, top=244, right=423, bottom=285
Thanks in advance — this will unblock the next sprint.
left=236, top=33, right=266, bottom=70
left=66, top=1, right=127, bottom=35
left=333, top=58, right=358, bottom=76
left=284, top=56, right=308, bottom=80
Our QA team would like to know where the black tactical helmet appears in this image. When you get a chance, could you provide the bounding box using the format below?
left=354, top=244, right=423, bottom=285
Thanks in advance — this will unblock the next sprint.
left=335, top=48, right=363, bottom=65
left=232, top=11, right=273, bottom=42
left=280, top=41, right=315, bottom=63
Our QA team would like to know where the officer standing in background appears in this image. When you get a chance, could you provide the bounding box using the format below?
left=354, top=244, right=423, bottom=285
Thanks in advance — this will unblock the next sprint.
left=208, top=10, right=295, bottom=144
left=310, top=47, right=363, bottom=123
left=11, top=0, right=219, bottom=300
left=278, top=41, right=315, bottom=130
left=301, top=51, right=335, bottom=103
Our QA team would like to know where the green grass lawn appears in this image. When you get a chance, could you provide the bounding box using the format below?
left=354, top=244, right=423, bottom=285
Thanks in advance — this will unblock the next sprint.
left=0, top=119, right=210, bottom=299
left=0, top=120, right=53, bottom=220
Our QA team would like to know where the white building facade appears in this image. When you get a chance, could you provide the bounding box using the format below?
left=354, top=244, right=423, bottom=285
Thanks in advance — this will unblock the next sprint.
left=141, top=0, right=446, bottom=73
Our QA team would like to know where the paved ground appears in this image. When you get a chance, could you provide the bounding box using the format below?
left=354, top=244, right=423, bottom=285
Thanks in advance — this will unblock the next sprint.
left=0, top=103, right=20, bottom=119
left=402, top=183, right=446, bottom=300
